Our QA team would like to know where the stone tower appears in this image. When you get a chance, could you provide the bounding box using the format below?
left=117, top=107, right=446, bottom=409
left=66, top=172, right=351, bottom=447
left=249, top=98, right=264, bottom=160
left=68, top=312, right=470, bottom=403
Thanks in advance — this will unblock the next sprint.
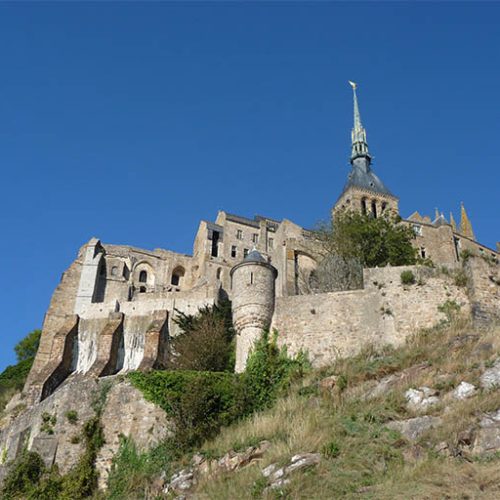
left=230, top=250, right=278, bottom=372
left=334, top=82, right=399, bottom=217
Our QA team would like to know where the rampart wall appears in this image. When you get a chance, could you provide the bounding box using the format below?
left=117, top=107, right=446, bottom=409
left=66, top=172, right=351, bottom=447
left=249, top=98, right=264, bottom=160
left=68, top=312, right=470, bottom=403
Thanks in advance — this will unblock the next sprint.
left=272, top=265, right=472, bottom=366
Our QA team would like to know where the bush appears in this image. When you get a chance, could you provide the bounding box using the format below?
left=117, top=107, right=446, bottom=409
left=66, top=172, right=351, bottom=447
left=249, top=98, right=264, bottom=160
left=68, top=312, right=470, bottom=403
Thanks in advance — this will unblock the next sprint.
left=65, top=410, right=78, bottom=424
left=1, top=451, right=46, bottom=499
left=242, top=330, right=310, bottom=413
left=129, top=370, right=240, bottom=449
left=454, top=269, right=468, bottom=287
left=400, top=270, right=416, bottom=285
left=315, top=211, right=417, bottom=269
left=168, top=299, right=235, bottom=372
left=438, top=300, right=461, bottom=322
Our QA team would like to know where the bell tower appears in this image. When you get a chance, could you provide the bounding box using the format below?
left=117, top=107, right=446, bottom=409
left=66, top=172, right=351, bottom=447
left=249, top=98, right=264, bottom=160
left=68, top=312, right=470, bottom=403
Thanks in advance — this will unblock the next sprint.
left=334, top=82, right=399, bottom=218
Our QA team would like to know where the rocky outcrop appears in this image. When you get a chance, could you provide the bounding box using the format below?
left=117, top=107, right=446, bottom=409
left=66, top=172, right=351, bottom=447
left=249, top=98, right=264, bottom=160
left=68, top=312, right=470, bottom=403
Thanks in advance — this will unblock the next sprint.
left=386, top=416, right=442, bottom=441
left=0, top=375, right=171, bottom=488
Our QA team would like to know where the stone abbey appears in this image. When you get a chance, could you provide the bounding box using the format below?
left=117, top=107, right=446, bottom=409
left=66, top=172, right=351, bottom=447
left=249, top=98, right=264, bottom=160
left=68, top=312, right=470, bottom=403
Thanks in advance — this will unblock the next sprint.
left=19, top=83, right=500, bottom=404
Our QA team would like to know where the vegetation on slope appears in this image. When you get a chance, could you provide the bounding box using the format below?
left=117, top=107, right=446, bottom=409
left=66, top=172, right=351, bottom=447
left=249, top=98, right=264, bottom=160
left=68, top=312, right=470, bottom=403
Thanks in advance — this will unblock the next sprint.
left=0, top=329, right=41, bottom=413
left=189, top=317, right=500, bottom=499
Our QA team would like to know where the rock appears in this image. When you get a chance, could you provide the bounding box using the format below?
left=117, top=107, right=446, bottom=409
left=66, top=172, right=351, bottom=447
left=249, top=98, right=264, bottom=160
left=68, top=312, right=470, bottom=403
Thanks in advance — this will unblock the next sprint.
left=165, top=469, right=195, bottom=494
left=472, top=409, right=500, bottom=454
left=405, top=387, right=439, bottom=410
left=362, top=363, right=429, bottom=400
left=286, top=453, right=321, bottom=474
left=386, top=416, right=442, bottom=441
left=452, top=381, right=476, bottom=400
left=191, top=453, right=204, bottom=466
left=403, top=444, right=425, bottom=463
left=480, top=360, right=500, bottom=389
left=262, top=463, right=278, bottom=478
left=319, top=375, right=338, bottom=392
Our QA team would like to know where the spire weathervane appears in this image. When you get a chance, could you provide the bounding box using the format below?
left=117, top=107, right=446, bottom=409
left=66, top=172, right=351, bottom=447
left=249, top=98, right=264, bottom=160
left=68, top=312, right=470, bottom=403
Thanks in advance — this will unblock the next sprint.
left=349, top=81, right=370, bottom=163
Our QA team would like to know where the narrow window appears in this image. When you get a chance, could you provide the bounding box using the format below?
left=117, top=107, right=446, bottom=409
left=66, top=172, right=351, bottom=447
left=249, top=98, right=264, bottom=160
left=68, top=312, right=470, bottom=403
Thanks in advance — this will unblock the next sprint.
left=139, top=286, right=146, bottom=293
left=371, top=200, right=377, bottom=218
left=250, top=272, right=254, bottom=285
left=268, top=238, right=274, bottom=249
left=243, top=248, right=249, bottom=258
left=381, top=202, right=387, bottom=212
left=361, top=198, right=367, bottom=215
left=216, top=268, right=222, bottom=280
left=252, top=233, right=258, bottom=244
left=236, top=229, right=243, bottom=240
left=211, top=231, right=220, bottom=257
left=231, top=245, right=237, bottom=258
left=420, top=247, right=426, bottom=259
left=139, top=270, right=147, bottom=283
left=171, top=274, right=180, bottom=286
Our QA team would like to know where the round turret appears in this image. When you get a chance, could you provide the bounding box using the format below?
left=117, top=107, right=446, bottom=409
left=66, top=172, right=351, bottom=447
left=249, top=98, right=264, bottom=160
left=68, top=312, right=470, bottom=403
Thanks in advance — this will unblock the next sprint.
left=230, top=250, right=278, bottom=372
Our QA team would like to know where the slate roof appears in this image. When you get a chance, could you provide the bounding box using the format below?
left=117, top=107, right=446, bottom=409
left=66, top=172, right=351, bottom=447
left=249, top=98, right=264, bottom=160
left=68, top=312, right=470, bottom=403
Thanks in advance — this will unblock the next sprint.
left=340, top=157, right=396, bottom=199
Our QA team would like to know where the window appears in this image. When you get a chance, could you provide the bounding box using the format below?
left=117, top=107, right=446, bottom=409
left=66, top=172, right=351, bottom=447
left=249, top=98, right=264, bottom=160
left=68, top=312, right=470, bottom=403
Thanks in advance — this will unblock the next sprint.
left=268, top=238, right=274, bottom=249
left=216, top=268, right=222, bottom=280
left=413, top=225, right=423, bottom=236
left=139, top=270, right=147, bottom=283
left=371, top=200, right=377, bottom=218
left=171, top=266, right=185, bottom=287
left=361, top=198, right=367, bottom=215
left=211, top=231, right=220, bottom=257
left=420, top=247, right=427, bottom=259
left=111, top=266, right=118, bottom=277
left=231, top=245, right=237, bottom=258
left=381, top=202, right=387, bottom=212
left=250, top=272, right=254, bottom=285
left=252, top=233, right=259, bottom=244
left=236, top=229, right=243, bottom=240
left=243, top=248, right=249, bottom=258
left=139, top=286, right=146, bottom=293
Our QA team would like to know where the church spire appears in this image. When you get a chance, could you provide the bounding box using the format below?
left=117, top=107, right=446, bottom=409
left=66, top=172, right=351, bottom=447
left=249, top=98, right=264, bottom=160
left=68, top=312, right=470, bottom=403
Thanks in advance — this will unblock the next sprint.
left=449, top=211, right=457, bottom=231
left=460, top=202, right=476, bottom=240
left=349, top=81, right=370, bottom=162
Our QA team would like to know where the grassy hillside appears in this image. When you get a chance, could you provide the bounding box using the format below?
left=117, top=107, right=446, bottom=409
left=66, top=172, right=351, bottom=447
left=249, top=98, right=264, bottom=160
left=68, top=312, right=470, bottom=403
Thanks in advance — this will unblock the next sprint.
left=0, top=357, right=33, bottom=414
left=165, top=318, right=500, bottom=499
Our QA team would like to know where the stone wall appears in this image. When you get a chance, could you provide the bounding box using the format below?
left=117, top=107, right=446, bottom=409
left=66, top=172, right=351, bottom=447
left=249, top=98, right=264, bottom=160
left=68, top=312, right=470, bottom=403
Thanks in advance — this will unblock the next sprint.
left=271, top=265, right=470, bottom=367
left=465, top=256, right=500, bottom=324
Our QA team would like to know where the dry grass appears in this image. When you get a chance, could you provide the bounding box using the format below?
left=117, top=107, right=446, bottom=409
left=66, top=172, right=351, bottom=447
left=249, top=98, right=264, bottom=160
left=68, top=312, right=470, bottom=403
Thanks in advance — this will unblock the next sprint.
left=189, top=319, right=500, bottom=499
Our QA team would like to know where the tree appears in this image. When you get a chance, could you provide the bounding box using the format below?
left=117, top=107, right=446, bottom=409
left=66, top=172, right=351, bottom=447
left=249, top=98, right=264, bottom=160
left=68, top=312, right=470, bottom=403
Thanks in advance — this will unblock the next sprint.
left=168, top=299, right=235, bottom=372
left=308, top=211, right=417, bottom=292
left=14, top=329, right=41, bottom=362
left=315, top=211, right=417, bottom=268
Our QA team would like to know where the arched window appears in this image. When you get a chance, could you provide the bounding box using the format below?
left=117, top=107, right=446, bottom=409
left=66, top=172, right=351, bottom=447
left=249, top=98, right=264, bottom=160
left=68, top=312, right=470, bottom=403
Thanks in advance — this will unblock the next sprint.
left=371, top=200, right=377, bottom=218
left=216, top=268, right=222, bottom=280
left=171, top=266, right=185, bottom=287
left=139, top=270, right=147, bottom=283
left=361, top=198, right=367, bottom=215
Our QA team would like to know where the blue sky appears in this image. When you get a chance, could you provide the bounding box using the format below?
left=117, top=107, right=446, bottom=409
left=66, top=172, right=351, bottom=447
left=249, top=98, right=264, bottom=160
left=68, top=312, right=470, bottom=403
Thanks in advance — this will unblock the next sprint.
left=0, top=2, right=499, bottom=371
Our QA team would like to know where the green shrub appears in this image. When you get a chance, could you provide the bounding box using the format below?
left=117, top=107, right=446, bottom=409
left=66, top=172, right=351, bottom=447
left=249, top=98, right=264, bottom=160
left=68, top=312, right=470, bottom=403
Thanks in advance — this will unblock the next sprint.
left=438, top=300, right=461, bottom=322
left=169, top=299, right=235, bottom=372
left=65, top=410, right=78, bottom=424
left=400, top=270, right=416, bottom=285
left=242, top=330, right=310, bottom=413
left=322, top=440, right=341, bottom=459
left=1, top=451, right=46, bottom=499
left=453, top=269, right=468, bottom=287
